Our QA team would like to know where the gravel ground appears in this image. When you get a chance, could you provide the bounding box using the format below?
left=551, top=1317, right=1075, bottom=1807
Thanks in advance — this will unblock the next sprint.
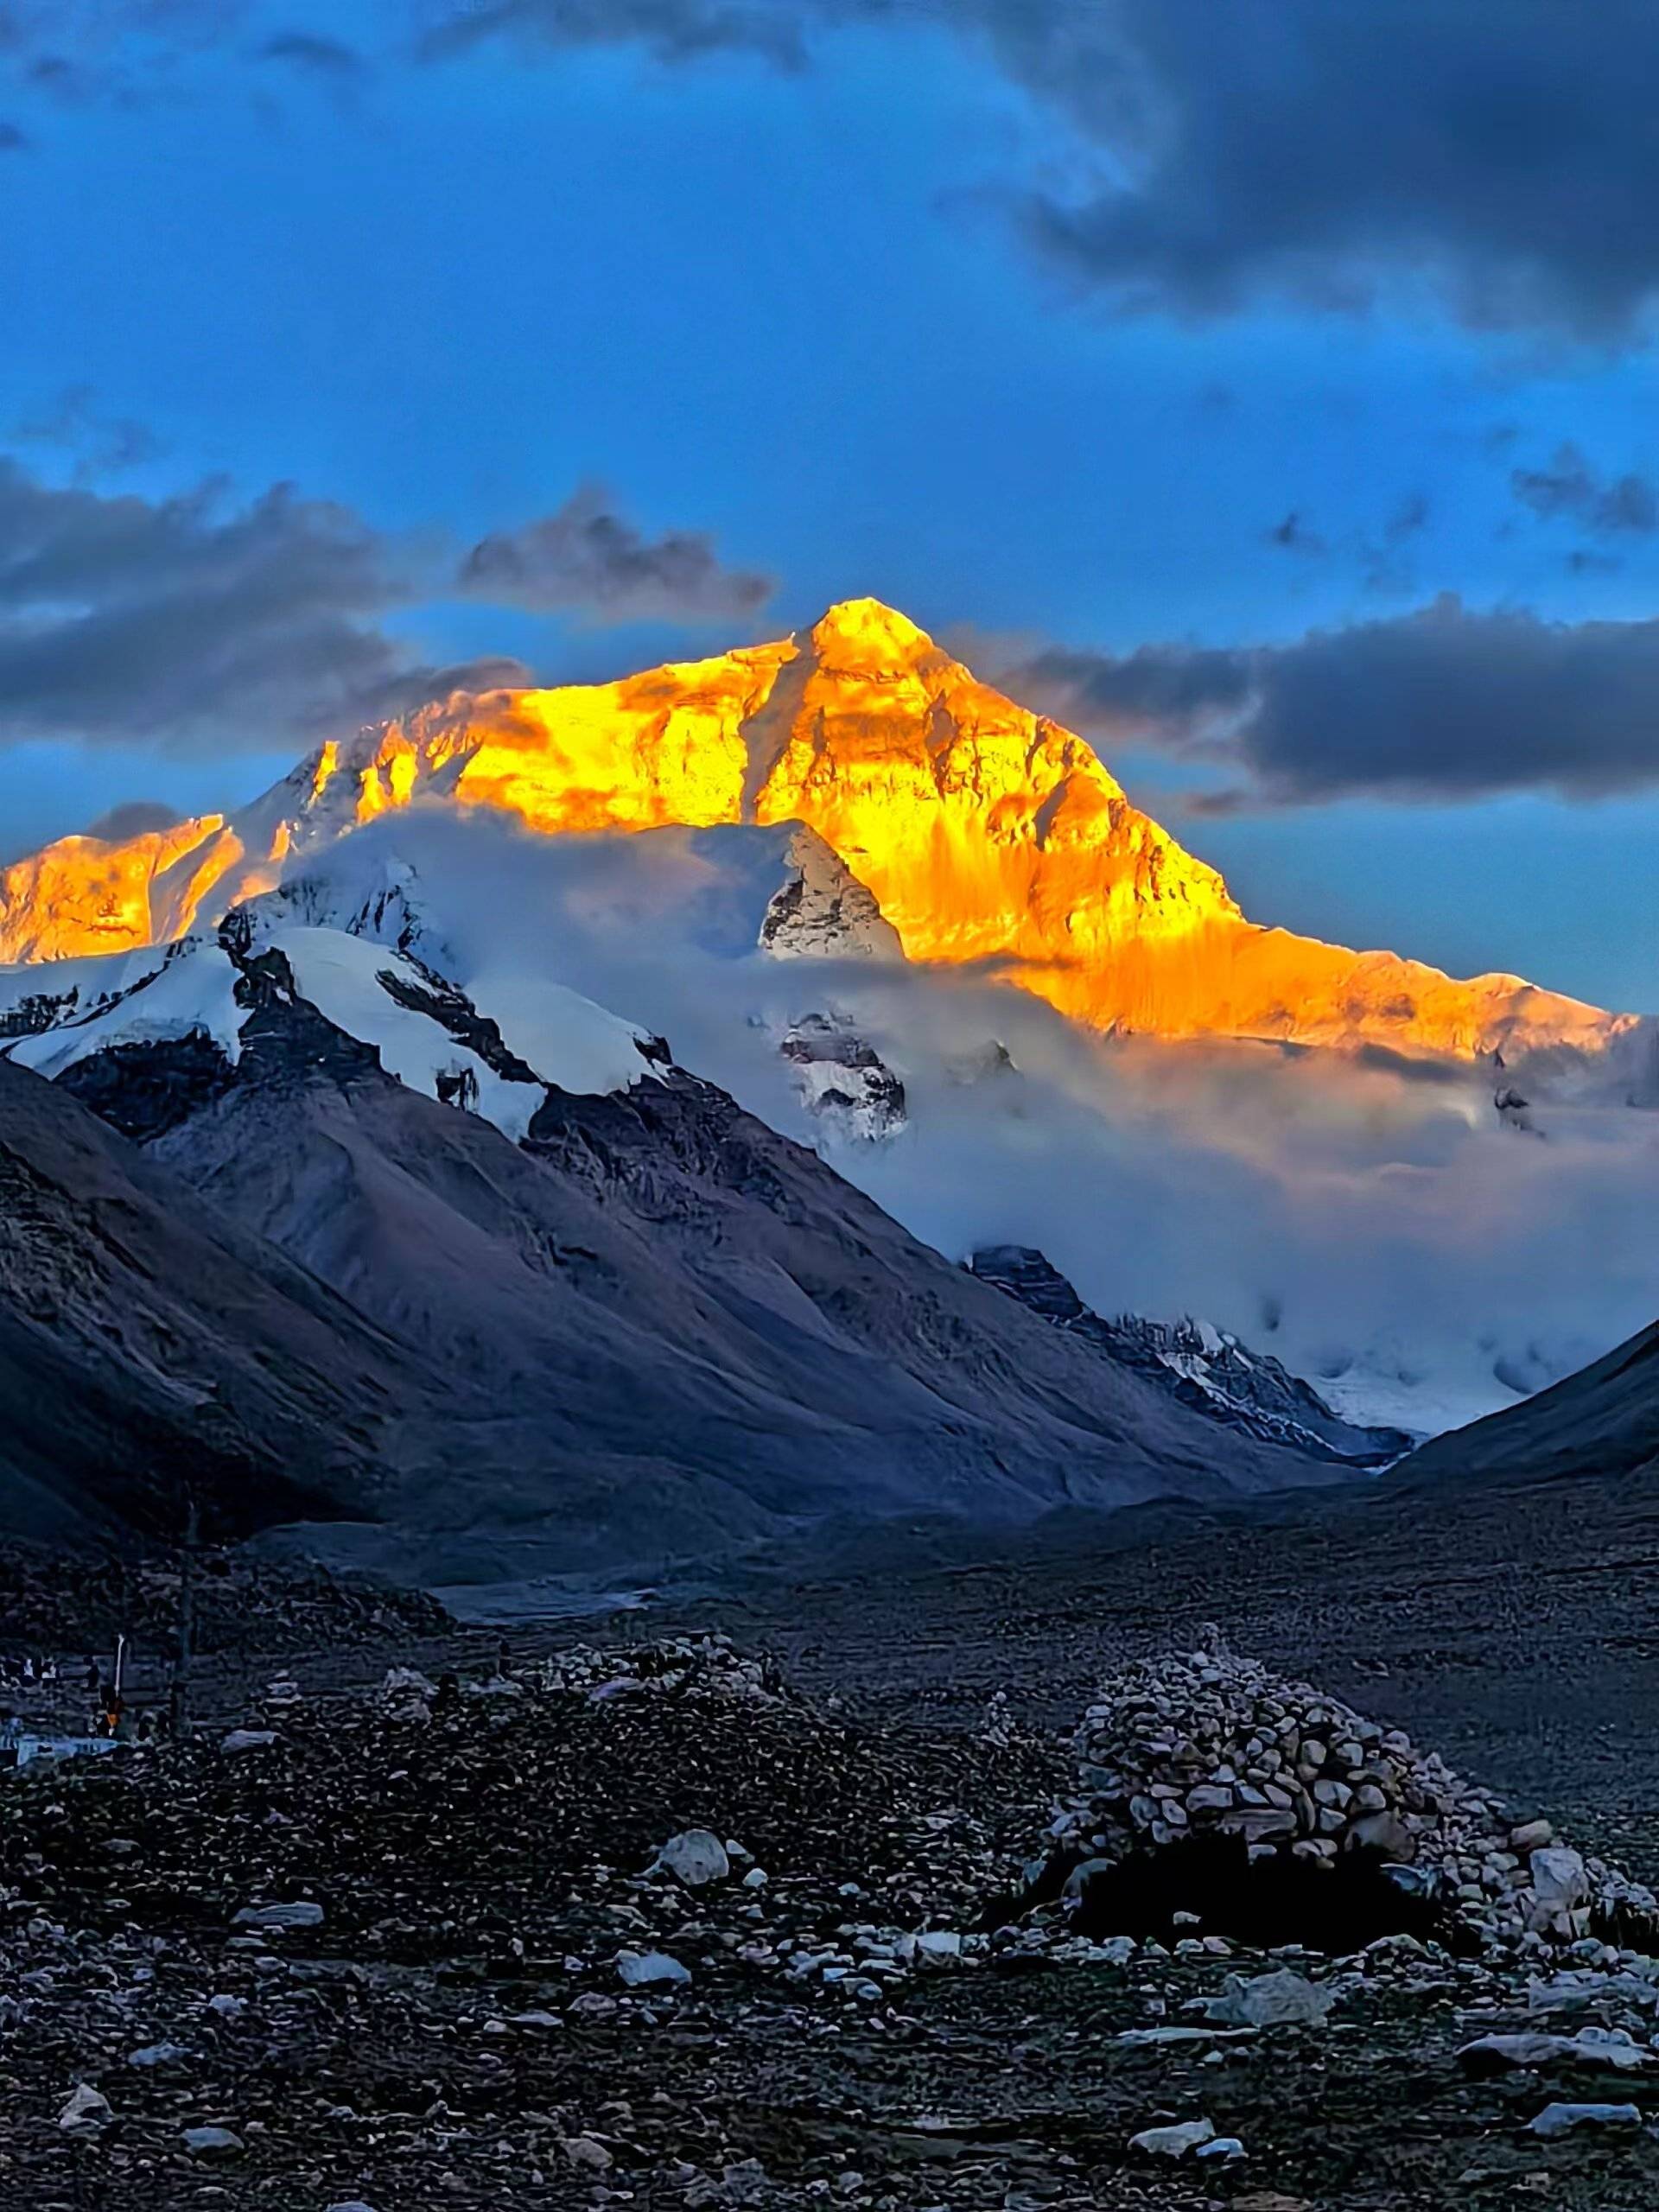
left=1, top=1460, right=1656, bottom=2210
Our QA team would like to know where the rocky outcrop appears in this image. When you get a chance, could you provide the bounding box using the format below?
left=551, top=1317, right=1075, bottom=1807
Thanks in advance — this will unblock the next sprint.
left=777, top=1010, right=906, bottom=1143
left=968, top=1244, right=1411, bottom=1464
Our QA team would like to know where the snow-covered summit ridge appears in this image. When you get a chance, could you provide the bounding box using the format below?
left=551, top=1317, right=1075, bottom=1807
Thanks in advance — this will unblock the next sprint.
left=0, top=911, right=662, bottom=1140
left=2, top=595, right=1648, bottom=1077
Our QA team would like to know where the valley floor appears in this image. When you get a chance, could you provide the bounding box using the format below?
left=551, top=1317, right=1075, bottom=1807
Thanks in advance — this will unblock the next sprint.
left=3, top=1459, right=1658, bottom=2211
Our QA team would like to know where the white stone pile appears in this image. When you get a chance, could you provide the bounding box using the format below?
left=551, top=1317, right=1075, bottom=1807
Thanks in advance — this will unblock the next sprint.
left=531, top=1630, right=785, bottom=1707
left=1065, top=1643, right=1657, bottom=1948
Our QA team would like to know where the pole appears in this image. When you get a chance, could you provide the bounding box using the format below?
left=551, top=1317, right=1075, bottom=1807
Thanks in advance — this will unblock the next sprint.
left=171, top=1497, right=198, bottom=1740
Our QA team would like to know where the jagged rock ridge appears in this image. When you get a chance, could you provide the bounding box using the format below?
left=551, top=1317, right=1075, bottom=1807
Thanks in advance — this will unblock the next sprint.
left=968, top=1244, right=1412, bottom=1465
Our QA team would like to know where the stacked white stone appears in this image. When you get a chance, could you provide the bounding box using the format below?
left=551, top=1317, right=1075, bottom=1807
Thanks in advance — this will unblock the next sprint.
left=1067, top=1648, right=1656, bottom=1947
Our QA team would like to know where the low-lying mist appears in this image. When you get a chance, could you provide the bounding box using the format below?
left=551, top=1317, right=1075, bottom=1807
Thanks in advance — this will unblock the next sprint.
left=294, top=809, right=1659, bottom=1438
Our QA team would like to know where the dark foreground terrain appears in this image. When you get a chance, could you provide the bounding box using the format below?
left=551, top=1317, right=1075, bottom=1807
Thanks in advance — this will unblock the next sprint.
left=2, top=1457, right=1658, bottom=2212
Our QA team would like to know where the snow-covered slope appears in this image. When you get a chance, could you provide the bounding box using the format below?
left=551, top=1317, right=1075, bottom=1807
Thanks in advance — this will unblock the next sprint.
left=2, top=915, right=662, bottom=1141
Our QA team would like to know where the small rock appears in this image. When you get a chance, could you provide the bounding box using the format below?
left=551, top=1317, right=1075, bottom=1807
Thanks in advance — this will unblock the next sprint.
left=1529, top=2101, right=1642, bottom=2137
left=1530, top=1847, right=1589, bottom=1913
left=562, top=2135, right=614, bottom=2170
left=1208, top=1968, right=1334, bottom=2029
left=1460, top=2028, right=1650, bottom=2075
left=916, top=1929, right=963, bottom=1960
left=58, top=2082, right=111, bottom=2132
left=617, top=1948, right=691, bottom=1987
left=128, top=2042, right=190, bottom=2069
left=1129, top=2117, right=1216, bottom=2159
left=652, top=1829, right=730, bottom=1886
left=233, top=1899, right=324, bottom=1930
left=1196, top=2135, right=1248, bottom=2161
left=182, top=2125, right=245, bottom=2158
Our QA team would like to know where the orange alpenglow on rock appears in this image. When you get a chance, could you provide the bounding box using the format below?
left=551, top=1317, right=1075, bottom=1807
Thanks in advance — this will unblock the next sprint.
left=0, top=597, right=1635, bottom=1063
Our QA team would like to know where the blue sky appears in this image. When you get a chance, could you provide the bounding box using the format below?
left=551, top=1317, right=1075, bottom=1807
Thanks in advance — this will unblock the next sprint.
left=3, top=3, right=1658, bottom=1008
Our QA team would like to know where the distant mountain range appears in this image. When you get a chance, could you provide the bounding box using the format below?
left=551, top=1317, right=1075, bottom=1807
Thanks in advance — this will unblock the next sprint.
left=2, top=596, right=1655, bottom=1574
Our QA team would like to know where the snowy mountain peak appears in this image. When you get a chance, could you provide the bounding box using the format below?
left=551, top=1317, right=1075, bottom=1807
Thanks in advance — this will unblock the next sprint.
left=0, top=597, right=1646, bottom=1077
left=807, top=596, right=938, bottom=669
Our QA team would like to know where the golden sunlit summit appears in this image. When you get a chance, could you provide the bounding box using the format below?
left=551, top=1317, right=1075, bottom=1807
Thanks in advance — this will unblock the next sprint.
left=0, top=598, right=1633, bottom=1064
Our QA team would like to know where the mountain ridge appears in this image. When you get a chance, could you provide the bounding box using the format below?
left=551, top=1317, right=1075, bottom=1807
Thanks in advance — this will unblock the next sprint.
left=0, top=931, right=1332, bottom=1578
left=3, top=598, right=1643, bottom=1072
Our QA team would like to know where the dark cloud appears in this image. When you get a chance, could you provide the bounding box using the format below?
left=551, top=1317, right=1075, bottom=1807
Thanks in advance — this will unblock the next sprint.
left=81, top=799, right=185, bottom=842
left=459, top=482, right=775, bottom=624
left=414, top=0, right=1659, bottom=342
left=0, top=2, right=252, bottom=114
left=1385, top=493, right=1431, bottom=541
left=0, top=457, right=769, bottom=751
left=1261, top=493, right=1431, bottom=593
left=1003, top=596, right=1659, bottom=806
left=257, top=29, right=366, bottom=79
left=1511, top=443, right=1659, bottom=536
left=1266, top=511, right=1326, bottom=557
left=1001, top=0, right=1659, bottom=340
left=414, top=0, right=810, bottom=67
left=13, top=386, right=165, bottom=482
left=0, top=118, right=23, bottom=148
left=0, top=460, right=422, bottom=751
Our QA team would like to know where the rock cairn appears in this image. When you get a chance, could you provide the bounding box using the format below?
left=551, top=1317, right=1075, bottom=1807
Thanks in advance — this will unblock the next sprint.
left=530, top=1630, right=786, bottom=1707
left=1065, top=1643, right=1657, bottom=1946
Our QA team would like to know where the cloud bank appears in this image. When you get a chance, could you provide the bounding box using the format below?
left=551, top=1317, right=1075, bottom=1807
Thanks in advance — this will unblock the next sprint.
left=1004, top=597, right=1659, bottom=806
left=0, top=456, right=772, bottom=752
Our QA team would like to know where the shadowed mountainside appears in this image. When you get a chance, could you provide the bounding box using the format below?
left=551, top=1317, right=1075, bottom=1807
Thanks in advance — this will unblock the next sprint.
left=29, top=950, right=1329, bottom=1581
left=0, top=1057, right=404, bottom=1544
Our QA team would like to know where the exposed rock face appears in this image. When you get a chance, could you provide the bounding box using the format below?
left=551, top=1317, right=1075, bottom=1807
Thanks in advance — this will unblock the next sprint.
left=756, top=824, right=903, bottom=963
left=2, top=600, right=1643, bottom=1071
left=778, top=1010, right=906, bottom=1143
left=967, top=1244, right=1411, bottom=1465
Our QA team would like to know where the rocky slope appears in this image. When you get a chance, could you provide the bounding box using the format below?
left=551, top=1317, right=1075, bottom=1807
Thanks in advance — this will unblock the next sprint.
left=2, top=925, right=1333, bottom=1579
left=1402, top=1316, right=1659, bottom=1486
left=0, top=1058, right=408, bottom=1545
left=967, top=1243, right=1413, bottom=1462
left=3, top=599, right=1646, bottom=1075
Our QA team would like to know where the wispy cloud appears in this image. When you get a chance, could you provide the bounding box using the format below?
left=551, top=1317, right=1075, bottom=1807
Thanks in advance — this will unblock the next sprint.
left=459, top=481, right=775, bottom=625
